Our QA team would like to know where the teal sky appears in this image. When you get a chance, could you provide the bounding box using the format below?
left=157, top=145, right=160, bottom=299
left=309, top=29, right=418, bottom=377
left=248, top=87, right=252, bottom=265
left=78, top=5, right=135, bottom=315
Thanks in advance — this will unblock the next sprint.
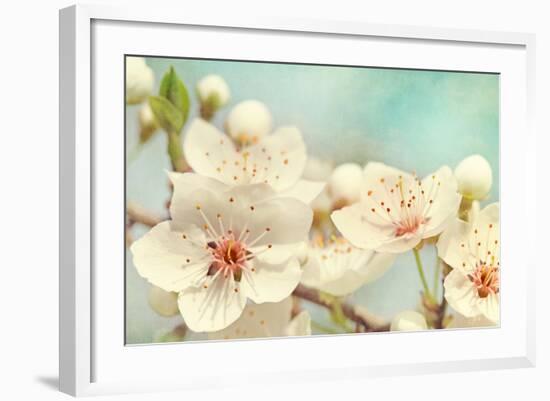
left=125, top=57, right=499, bottom=344
left=144, top=56, right=499, bottom=198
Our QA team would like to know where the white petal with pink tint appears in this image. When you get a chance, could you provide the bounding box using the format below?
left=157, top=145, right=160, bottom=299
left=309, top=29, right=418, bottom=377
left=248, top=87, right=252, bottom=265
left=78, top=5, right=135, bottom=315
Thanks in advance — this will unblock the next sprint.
left=209, top=297, right=292, bottom=340
left=438, top=203, right=500, bottom=323
left=301, top=237, right=395, bottom=296
left=332, top=162, right=461, bottom=254
left=130, top=222, right=211, bottom=292
left=240, top=258, right=302, bottom=303
left=208, top=297, right=311, bottom=340
left=178, top=277, right=247, bottom=332
left=130, top=175, right=313, bottom=332
left=286, top=310, right=312, bottom=336
left=279, top=179, right=325, bottom=204
left=183, top=118, right=309, bottom=194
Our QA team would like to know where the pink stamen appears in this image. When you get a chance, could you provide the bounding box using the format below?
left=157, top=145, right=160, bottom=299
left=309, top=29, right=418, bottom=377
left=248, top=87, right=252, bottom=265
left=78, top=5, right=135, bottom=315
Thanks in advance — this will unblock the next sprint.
left=208, top=233, right=249, bottom=281
left=468, top=263, right=500, bottom=298
left=394, top=216, right=427, bottom=237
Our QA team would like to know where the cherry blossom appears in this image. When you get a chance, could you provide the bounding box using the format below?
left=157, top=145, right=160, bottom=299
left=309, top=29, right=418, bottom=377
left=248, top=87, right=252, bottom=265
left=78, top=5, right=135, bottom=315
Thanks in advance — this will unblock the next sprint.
left=130, top=173, right=313, bottom=332
left=208, top=297, right=311, bottom=340
left=300, top=236, right=395, bottom=296
left=437, top=203, right=500, bottom=323
left=183, top=118, right=324, bottom=204
left=332, top=162, right=461, bottom=253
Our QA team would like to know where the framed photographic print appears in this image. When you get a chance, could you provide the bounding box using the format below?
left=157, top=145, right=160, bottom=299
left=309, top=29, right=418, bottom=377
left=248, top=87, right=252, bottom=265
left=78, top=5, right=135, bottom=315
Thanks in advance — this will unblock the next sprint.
left=59, top=4, right=536, bottom=396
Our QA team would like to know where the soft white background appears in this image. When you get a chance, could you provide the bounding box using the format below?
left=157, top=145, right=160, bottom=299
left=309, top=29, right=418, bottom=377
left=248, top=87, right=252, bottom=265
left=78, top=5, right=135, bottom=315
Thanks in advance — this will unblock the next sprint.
left=0, top=0, right=547, bottom=399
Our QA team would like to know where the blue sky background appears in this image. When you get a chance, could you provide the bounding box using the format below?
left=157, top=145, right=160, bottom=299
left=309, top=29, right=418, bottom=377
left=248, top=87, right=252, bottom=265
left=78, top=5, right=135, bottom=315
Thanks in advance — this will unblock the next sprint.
left=125, top=57, right=499, bottom=344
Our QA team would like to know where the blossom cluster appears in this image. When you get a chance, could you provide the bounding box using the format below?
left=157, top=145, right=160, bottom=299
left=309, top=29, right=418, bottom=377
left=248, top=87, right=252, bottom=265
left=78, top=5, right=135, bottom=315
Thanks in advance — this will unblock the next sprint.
left=126, top=58, right=500, bottom=339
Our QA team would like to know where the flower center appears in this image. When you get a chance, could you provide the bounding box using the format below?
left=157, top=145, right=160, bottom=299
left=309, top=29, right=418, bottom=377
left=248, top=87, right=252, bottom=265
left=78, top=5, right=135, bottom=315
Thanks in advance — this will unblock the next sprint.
left=468, top=263, right=500, bottom=298
left=394, top=215, right=427, bottom=237
left=208, top=236, right=248, bottom=281
left=365, top=174, right=440, bottom=238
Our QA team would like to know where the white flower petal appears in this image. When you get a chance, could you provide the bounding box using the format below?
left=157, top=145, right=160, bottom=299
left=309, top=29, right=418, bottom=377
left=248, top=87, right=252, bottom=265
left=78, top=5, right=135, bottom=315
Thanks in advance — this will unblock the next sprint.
left=420, top=166, right=461, bottom=238
left=239, top=196, right=313, bottom=247
left=148, top=285, right=179, bottom=317
left=331, top=203, right=421, bottom=253
left=437, top=217, right=474, bottom=273
left=130, top=222, right=211, bottom=292
left=356, top=252, right=397, bottom=284
left=168, top=173, right=230, bottom=230
left=390, top=310, right=428, bottom=331
left=476, top=293, right=500, bottom=324
left=178, top=276, right=247, bottom=332
left=302, top=244, right=395, bottom=296
left=443, top=269, right=480, bottom=318
left=251, top=243, right=301, bottom=265
left=241, top=258, right=302, bottom=303
left=286, top=311, right=312, bottom=336
left=245, top=126, right=307, bottom=191
left=447, top=312, right=497, bottom=328
left=362, top=162, right=414, bottom=195
left=183, top=118, right=240, bottom=184
left=280, top=179, right=325, bottom=204
left=183, top=119, right=307, bottom=192
left=208, top=298, right=293, bottom=340
left=438, top=202, right=499, bottom=274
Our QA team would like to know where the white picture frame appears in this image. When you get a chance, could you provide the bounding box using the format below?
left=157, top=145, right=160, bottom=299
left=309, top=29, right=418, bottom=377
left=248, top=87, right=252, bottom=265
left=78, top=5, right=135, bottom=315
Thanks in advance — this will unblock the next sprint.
left=59, top=3, right=536, bottom=396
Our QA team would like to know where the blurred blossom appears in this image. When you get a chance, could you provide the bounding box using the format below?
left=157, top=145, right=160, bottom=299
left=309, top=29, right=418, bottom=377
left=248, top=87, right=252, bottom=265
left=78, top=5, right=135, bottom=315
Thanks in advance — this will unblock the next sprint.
left=131, top=173, right=312, bottom=332
left=390, top=310, right=428, bottom=331
left=310, top=189, right=332, bottom=214
left=208, top=297, right=311, bottom=340
left=148, top=285, right=179, bottom=317
left=447, top=312, right=497, bottom=329
left=454, top=154, right=492, bottom=201
left=196, top=74, right=230, bottom=119
left=332, top=162, right=461, bottom=253
left=286, top=311, right=312, bottom=336
left=125, top=57, right=154, bottom=105
left=301, top=236, right=395, bottom=296
left=438, top=203, right=500, bottom=323
left=138, top=102, right=160, bottom=144
left=296, top=241, right=309, bottom=266
left=183, top=118, right=324, bottom=204
left=226, top=100, right=273, bottom=145
left=328, top=163, right=363, bottom=208
left=303, top=156, right=334, bottom=181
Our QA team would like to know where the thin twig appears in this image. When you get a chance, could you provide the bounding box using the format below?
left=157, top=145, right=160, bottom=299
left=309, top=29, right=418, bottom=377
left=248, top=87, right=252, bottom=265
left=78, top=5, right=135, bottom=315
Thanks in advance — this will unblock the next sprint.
left=127, top=202, right=165, bottom=227
left=292, top=284, right=389, bottom=332
left=127, top=202, right=390, bottom=333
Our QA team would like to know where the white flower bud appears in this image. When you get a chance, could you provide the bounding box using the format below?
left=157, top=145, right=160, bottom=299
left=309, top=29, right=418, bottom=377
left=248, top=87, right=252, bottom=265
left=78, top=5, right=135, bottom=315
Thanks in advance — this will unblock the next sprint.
left=311, top=189, right=332, bottom=213
left=148, top=285, right=179, bottom=317
left=196, top=74, right=230, bottom=109
left=138, top=102, right=159, bottom=143
left=302, top=156, right=334, bottom=181
left=226, top=100, right=273, bottom=145
left=390, top=310, right=428, bottom=332
left=328, top=163, right=363, bottom=206
left=454, top=154, right=492, bottom=200
left=125, top=57, right=155, bottom=105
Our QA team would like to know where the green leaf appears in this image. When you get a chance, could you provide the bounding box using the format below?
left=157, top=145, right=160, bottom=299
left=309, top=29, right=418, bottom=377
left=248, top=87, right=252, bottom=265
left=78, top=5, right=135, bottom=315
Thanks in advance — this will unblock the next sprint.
left=148, top=96, right=184, bottom=134
left=159, top=66, right=190, bottom=130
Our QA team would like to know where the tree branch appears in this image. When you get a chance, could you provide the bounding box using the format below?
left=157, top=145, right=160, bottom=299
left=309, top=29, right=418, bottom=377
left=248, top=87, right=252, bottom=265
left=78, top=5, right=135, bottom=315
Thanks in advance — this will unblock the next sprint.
left=126, top=201, right=390, bottom=333
left=127, top=202, right=165, bottom=227
left=292, top=284, right=389, bottom=332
